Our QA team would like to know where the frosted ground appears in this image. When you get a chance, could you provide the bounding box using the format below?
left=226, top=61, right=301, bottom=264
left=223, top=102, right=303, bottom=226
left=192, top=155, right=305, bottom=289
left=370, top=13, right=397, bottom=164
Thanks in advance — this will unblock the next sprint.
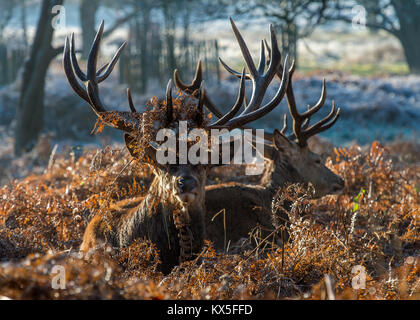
left=0, top=69, right=419, bottom=147
left=0, top=7, right=418, bottom=158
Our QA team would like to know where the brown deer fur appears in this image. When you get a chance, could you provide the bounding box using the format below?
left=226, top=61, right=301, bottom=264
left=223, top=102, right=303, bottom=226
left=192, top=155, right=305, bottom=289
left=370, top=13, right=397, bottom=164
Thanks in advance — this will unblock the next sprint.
left=81, top=137, right=208, bottom=274
left=66, top=19, right=290, bottom=272
left=205, top=130, right=344, bottom=251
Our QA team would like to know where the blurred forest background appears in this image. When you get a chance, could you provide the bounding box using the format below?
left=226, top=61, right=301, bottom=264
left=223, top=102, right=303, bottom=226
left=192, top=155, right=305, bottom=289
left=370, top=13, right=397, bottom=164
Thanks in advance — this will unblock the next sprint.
left=0, top=1, right=419, bottom=301
left=0, top=0, right=419, bottom=183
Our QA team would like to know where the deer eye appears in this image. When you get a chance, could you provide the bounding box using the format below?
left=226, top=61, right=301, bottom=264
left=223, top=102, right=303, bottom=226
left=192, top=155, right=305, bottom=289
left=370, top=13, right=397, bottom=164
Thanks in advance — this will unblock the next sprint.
left=315, top=159, right=322, bottom=164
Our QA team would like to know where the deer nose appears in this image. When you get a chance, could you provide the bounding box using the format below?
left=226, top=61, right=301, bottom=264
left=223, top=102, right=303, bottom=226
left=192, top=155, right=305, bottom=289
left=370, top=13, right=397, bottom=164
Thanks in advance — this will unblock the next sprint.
left=177, top=176, right=198, bottom=193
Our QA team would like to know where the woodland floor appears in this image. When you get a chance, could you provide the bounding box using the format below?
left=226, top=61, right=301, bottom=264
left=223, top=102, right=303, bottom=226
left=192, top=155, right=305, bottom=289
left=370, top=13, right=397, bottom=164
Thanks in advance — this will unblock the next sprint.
left=0, top=70, right=419, bottom=299
left=0, top=136, right=418, bottom=300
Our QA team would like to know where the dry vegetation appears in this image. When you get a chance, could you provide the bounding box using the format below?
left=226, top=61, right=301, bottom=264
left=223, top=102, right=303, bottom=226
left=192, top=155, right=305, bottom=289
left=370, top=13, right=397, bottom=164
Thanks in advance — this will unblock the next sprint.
left=0, top=138, right=418, bottom=300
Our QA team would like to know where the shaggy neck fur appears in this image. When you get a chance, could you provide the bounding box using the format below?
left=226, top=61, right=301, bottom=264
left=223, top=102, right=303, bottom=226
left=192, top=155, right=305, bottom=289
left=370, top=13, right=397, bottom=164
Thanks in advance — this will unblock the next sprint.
left=259, top=153, right=302, bottom=195
left=118, top=172, right=206, bottom=273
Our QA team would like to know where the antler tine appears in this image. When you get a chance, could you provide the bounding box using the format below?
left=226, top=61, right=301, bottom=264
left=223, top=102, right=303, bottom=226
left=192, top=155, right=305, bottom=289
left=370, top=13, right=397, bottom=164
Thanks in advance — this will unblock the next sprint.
left=300, top=78, right=327, bottom=118
left=87, top=20, right=104, bottom=81
left=239, top=21, right=282, bottom=115
left=285, top=105, right=309, bottom=140
left=84, top=20, right=106, bottom=112
left=313, top=105, right=340, bottom=133
left=97, top=63, right=109, bottom=76
left=264, top=39, right=296, bottom=73
left=97, top=41, right=127, bottom=83
left=63, top=21, right=141, bottom=134
left=263, top=38, right=271, bottom=68
left=288, top=77, right=337, bottom=146
left=217, top=34, right=338, bottom=145
left=216, top=20, right=283, bottom=117
left=257, top=40, right=266, bottom=75
left=127, top=88, right=137, bottom=113
left=301, top=105, right=311, bottom=129
left=70, top=33, right=87, bottom=82
left=264, top=51, right=307, bottom=145
left=280, top=114, right=287, bottom=135
left=215, top=35, right=296, bottom=137
left=218, top=56, right=289, bottom=129
left=264, top=38, right=338, bottom=145
left=219, top=57, right=252, bottom=80
left=63, top=36, right=90, bottom=105
left=221, top=39, right=295, bottom=80
left=211, top=68, right=246, bottom=127
left=173, top=59, right=203, bottom=93
left=289, top=83, right=340, bottom=146
left=208, top=20, right=287, bottom=131
left=262, top=108, right=309, bottom=141
left=79, top=20, right=127, bottom=114
left=174, top=60, right=224, bottom=119
left=229, top=17, right=258, bottom=78
left=302, top=101, right=340, bottom=138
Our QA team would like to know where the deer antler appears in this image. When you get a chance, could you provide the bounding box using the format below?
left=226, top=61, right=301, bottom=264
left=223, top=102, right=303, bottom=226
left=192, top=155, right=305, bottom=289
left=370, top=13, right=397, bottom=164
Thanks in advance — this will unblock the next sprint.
left=64, top=20, right=177, bottom=135
left=265, top=40, right=340, bottom=146
left=174, top=18, right=289, bottom=131
left=216, top=38, right=339, bottom=146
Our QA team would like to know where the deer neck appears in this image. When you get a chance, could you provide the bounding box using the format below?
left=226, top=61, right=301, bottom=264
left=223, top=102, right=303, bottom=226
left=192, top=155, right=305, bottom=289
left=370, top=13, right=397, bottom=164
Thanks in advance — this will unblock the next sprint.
left=120, top=174, right=206, bottom=262
left=176, top=184, right=207, bottom=262
left=259, top=157, right=302, bottom=196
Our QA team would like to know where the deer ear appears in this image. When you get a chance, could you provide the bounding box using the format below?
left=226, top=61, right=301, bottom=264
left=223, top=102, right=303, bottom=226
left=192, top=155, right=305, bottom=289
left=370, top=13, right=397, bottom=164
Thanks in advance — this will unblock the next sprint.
left=273, top=129, right=293, bottom=154
left=124, top=133, right=157, bottom=162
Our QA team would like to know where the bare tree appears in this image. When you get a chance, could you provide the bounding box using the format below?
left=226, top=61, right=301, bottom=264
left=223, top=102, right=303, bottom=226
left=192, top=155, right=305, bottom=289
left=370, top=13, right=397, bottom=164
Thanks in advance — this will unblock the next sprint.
left=20, top=0, right=28, bottom=49
left=227, top=0, right=328, bottom=65
left=162, top=1, right=178, bottom=76
left=0, top=0, right=14, bottom=43
left=79, top=0, right=141, bottom=59
left=327, top=0, right=420, bottom=74
left=79, top=0, right=99, bottom=59
left=14, top=0, right=64, bottom=155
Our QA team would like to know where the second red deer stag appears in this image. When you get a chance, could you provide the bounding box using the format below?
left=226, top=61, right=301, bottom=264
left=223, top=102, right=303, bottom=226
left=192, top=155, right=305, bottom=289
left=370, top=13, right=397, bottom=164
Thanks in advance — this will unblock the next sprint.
left=175, top=35, right=344, bottom=251
left=63, top=20, right=289, bottom=273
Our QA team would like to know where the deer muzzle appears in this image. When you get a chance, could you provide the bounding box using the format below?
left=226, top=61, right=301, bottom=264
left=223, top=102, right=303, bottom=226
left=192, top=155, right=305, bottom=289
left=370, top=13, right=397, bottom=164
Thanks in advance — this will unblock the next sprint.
left=177, top=176, right=199, bottom=203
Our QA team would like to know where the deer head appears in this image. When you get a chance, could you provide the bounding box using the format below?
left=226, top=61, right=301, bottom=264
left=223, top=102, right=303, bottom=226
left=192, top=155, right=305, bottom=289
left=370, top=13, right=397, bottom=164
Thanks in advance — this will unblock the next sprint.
left=63, top=21, right=212, bottom=218
left=262, top=54, right=344, bottom=197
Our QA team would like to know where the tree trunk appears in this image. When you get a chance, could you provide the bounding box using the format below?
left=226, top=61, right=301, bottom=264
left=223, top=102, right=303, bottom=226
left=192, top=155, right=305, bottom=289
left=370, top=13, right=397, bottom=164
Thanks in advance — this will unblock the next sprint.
left=139, top=1, right=151, bottom=94
left=181, top=5, right=191, bottom=76
left=397, top=31, right=420, bottom=74
left=163, top=2, right=177, bottom=77
left=392, top=1, right=420, bottom=74
left=80, top=0, right=99, bottom=59
left=279, top=21, right=298, bottom=66
left=14, top=0, right=63, bottom=156
left=20, top=0, right=28, bottom=49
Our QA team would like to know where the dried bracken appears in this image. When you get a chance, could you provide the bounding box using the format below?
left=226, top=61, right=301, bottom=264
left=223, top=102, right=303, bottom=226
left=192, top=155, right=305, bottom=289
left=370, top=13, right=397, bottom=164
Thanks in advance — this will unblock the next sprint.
left=0, top=140, right=418, bottom=299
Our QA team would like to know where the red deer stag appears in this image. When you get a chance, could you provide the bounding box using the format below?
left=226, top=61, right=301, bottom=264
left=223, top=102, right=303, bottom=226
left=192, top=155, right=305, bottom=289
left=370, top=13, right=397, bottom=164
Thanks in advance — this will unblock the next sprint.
left=174, top=29, right=344, bottom=251
left=63, top=20, right=289, bottom=272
